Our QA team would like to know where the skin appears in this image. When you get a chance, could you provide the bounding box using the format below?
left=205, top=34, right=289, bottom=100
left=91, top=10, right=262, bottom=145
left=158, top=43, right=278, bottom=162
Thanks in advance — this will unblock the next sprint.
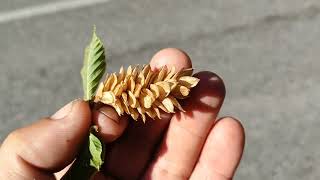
left=0, top=48, right=245, bottom=180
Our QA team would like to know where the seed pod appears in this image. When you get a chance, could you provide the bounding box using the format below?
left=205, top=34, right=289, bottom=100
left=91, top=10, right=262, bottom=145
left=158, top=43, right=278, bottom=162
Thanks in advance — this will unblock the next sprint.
left=94, top=65, right=199, bottom=122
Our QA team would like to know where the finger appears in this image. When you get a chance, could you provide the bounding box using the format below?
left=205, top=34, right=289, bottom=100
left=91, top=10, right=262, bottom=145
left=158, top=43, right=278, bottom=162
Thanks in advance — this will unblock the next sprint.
left=144, top=71, right=226, bottom=179
left=103, top=48, right=192, bottom=179
left=150, top=48, right=192, bottom=71
left=54, top=105, right=129, bottom=179
left=0, top=99, right=91, bottom=179
left=190, top=117, right=245, bottom=180
left=92, top=105, right=129, bottom=143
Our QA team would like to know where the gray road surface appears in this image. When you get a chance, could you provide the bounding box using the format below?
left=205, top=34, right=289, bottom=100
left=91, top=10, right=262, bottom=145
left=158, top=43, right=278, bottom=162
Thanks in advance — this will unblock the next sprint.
left=1, top=0, right=320, bottom=179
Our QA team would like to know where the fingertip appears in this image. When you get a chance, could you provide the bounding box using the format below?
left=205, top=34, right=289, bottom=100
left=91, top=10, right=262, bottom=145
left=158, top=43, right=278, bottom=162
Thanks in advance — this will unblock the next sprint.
left=66, top=99, right=92, bottom=130
left=204, top=117, right=245, bottom=178
left=193, top=71, right=226, bottom=102
left=217, top=117, right=245, bottom=136
left=92, top=106, right=128, bottom=143
left=214, top=117, right=245, bottom=150
left=182, top=71, right=226, bottom=113
left=150, top=48, right=192, bottom=71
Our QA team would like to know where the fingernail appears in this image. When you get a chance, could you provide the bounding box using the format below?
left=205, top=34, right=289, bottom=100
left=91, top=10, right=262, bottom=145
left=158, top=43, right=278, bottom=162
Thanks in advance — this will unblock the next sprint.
left=51, top=99, right=79, bottom=120
left=98, top=106, right=120, bottom=124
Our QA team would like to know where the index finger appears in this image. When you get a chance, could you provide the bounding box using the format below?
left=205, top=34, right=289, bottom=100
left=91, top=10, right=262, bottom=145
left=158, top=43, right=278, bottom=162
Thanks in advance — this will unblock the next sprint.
left=103, top=48, right=192, bottom=179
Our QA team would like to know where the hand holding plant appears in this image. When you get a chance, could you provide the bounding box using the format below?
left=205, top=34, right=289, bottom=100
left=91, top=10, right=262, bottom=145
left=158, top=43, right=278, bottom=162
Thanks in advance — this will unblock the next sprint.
left=0, top=29, right=245, bottom=180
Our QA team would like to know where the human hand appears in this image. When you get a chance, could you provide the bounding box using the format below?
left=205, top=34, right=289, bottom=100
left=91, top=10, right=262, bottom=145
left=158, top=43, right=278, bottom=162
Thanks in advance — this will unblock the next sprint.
left=0, top=48, right=245, bottom=180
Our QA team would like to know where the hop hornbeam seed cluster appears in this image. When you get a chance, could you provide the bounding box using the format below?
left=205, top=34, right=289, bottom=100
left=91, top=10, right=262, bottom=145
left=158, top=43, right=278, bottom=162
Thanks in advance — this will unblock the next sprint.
left=94, top=64, right=199, bottom=122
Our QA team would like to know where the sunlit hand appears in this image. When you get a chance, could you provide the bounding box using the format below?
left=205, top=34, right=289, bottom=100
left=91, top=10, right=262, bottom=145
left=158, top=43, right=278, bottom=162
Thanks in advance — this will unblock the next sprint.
left=0, top=48, right=245, bottom=180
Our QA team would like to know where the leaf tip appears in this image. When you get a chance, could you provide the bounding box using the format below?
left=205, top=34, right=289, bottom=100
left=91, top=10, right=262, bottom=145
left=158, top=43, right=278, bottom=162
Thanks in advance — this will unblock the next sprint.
left=93, top=25, right=97, bottom=34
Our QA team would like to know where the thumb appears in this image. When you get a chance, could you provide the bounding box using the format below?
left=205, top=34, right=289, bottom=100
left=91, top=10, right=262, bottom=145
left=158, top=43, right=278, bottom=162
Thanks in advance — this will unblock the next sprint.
left=0, top=99, right=91, bottom=179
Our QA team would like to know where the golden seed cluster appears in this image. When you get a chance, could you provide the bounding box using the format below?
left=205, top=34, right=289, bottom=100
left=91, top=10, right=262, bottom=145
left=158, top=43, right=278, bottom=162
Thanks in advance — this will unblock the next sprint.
left=94, top=64, right=199, bottom=122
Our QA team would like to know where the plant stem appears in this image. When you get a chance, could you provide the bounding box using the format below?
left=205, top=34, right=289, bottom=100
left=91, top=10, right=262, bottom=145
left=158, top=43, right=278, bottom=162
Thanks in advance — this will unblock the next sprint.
left=61, top=124, right=105, bottom=180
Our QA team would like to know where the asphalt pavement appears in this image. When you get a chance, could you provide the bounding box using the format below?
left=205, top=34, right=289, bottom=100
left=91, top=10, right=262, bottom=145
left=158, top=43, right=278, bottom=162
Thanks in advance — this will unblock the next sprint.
left=1, top=0, right=320, bottom=179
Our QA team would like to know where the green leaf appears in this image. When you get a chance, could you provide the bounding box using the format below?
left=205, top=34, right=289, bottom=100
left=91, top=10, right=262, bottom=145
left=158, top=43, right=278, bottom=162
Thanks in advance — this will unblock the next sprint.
left=89, top=127, right=105, bottom=170
left=61, top=126, right=105, bottom=180
left=81, top=27, right=106, bottom=101
left=62, top=27, right=106, bottom=179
